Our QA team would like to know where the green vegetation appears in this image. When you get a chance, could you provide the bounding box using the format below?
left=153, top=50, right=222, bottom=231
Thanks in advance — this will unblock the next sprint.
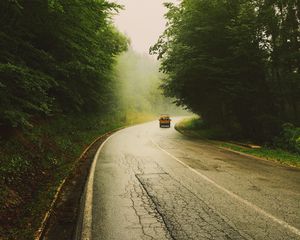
left=220, top=143, right=300, bottom=168
left=2, top=0, right=299, bottom=237
left=0, top=112, right=155, bottom=239
left=0, top=1, right=129, bottom=238
left=176, top=117, right=300, bottom=167
left=175, top=117, right=230, bottom=140
left=152, top=0, right=300, bottom=143
left=274, top=123, right=300, bottom=154
left=0, top=0, right=127, bottom=129
left=0, top=1, right=184, bottom=238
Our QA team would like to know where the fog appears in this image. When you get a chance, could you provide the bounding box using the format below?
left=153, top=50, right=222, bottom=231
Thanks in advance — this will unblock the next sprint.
left=113, top=0, right=178, bottom=54
left=114, top=48, right=188, bottom=117
left=112, top=1, right=187, bottom=118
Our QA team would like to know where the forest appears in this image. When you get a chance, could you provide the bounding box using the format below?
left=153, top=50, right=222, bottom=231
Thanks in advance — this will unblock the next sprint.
left=1, top=0, right=299, bottom=238
left=0, top=0, right=128, bottom=130
left=0, top=0, right=127, bottom=238
left=0, top=1, right=180, bottom=238
left=151, top=0, right=300, bottom=148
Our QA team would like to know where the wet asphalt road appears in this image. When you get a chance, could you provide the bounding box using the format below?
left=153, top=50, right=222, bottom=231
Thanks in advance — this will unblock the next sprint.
left=84, top=118, right=300, bottom=240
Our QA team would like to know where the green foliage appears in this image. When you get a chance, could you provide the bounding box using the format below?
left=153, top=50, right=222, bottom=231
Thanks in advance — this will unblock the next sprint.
left=0, top=0, right=128, bottom=129
left=152, top=0, right=300, bottom=141
left=177, top=118, right=300, bottom=167
left=275, top=123, right=300, bottom=154
left=221, top=142, right=300, bottom=167
left=176, top=117, right=230, bottom=140
left=0, top=111, right=149, bottom=239
left=0, top=155, right=31, bottom=185
left=0, top=63, right=55, bottom=127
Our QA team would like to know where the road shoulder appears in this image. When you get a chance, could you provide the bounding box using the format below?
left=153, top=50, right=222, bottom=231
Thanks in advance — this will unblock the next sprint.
left=175, top=118, right=300, bottom=169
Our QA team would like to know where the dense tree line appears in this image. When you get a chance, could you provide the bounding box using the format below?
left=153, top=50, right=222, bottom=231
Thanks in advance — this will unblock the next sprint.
left=151, top=0, right=300, bottom=141
left=0, top=0, right=127, bottom=129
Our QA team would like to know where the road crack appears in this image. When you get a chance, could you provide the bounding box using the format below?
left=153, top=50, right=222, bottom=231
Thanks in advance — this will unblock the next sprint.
left=136, top=173, right=251, bottom=240
left=136, top=173, right=177, bottom=240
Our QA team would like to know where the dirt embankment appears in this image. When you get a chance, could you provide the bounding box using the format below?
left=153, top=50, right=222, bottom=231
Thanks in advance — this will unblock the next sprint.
left=38, top=130, right=119, bottom=240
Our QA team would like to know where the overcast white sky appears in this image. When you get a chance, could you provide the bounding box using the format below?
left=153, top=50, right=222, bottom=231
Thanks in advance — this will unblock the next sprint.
left=113, top=0, right=177, bottom=55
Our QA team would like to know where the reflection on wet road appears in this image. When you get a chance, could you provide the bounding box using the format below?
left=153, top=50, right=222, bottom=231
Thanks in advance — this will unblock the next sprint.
left=83, top=118, right=300, bottom=240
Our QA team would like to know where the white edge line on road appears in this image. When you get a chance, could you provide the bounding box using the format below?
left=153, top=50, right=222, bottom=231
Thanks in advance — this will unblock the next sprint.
left=150, top=138, right=300, bottom=237
left=81, top=133, right=117, bottom=240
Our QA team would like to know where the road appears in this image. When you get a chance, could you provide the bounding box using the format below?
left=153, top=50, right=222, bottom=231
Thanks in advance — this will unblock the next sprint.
left=80, top=118, right=300, bottom=240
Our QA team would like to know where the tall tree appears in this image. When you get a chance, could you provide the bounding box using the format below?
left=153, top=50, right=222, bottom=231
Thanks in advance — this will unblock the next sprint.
left=0, top=0, right=128, bottom=129
left=152, top=0, right=300, bottom=141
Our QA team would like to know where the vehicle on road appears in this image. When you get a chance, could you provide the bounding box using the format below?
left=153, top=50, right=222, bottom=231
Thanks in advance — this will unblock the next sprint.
left=159, top=114, right=171, bottom=128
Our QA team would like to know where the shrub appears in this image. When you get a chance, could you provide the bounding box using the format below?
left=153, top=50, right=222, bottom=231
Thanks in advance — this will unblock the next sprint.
left=274, top=123, right=300, bottom=154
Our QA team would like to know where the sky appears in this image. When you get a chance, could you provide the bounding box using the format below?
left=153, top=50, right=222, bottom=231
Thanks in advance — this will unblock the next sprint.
left=113, top=0, right=177, bottom=55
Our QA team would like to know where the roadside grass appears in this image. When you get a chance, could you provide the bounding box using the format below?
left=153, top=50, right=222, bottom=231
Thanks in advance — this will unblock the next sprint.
left=175, top=117, right=300, bottom=168
left=0, top=112, right=156, bottom=239
left=220, top=143, right=300, bottom=167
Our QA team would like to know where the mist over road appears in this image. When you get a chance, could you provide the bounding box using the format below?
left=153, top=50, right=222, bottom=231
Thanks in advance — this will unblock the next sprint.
left=82, top=118, right=300, bottom=240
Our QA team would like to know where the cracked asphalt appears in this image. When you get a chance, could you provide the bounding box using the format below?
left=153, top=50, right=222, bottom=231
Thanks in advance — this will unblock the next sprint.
left=87, top=118, right=300, bottom=240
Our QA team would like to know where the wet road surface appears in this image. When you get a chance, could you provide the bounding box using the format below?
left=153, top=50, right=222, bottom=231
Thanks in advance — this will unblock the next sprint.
left=82, top=118, right=300, bottom=240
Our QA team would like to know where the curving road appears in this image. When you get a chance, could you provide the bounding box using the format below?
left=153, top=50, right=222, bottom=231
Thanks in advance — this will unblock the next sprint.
left=81, top=118, right=300, bottom=240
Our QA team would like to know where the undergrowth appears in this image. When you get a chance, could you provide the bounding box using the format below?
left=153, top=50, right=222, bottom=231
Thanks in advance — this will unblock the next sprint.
left=0, top=112, right=155, bottom=239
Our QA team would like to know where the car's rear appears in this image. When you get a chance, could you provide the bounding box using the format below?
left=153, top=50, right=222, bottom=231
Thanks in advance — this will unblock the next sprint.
left=159, top=115, right=171, bottom=128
